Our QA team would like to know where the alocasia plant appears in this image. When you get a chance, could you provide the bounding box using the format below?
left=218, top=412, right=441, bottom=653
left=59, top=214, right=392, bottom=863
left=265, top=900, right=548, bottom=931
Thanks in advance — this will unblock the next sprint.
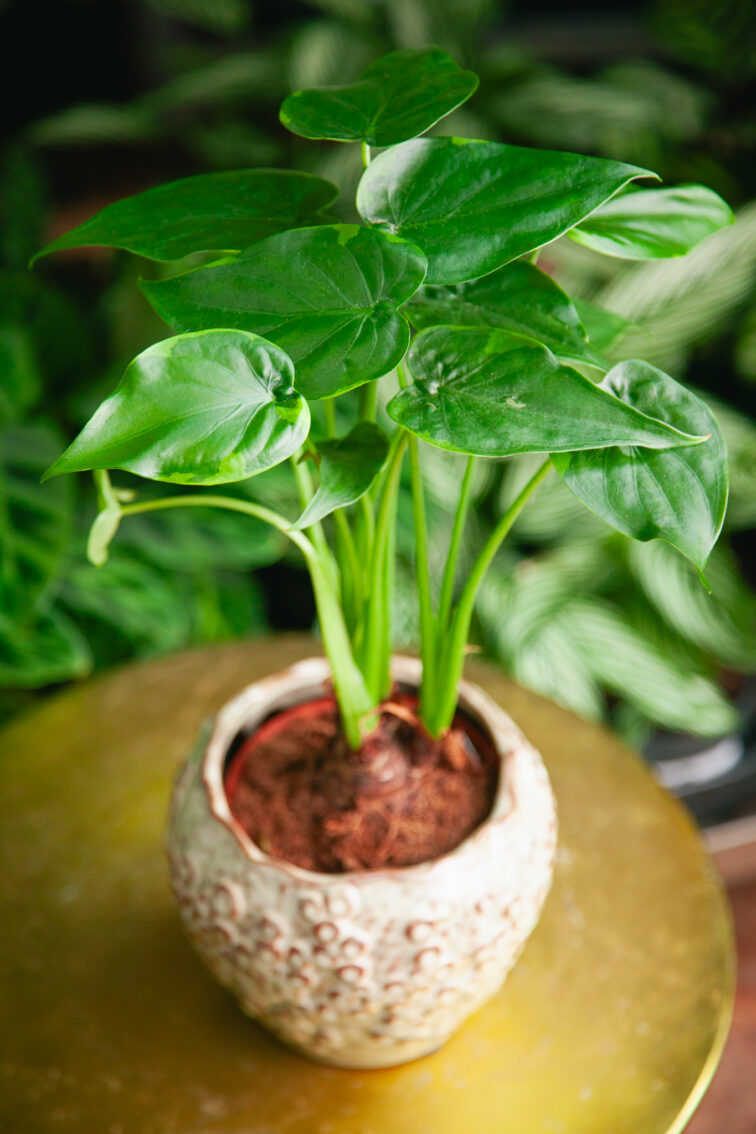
left=36, top=47, right=732, bottom=747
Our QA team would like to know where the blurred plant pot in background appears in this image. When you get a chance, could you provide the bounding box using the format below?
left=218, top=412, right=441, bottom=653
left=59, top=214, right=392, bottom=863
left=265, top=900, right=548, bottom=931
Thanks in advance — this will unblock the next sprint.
left=166, top=654, right=557, bottom=1068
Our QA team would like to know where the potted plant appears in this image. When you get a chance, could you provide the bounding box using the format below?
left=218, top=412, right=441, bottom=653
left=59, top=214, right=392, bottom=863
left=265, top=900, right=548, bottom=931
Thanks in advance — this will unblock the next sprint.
left=35, top=48, right=732, bottom=1068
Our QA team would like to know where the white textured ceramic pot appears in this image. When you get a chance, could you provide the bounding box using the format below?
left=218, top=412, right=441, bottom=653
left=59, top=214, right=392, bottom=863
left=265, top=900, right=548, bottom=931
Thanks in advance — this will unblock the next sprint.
left=166, top=656, right=557, bottom=1069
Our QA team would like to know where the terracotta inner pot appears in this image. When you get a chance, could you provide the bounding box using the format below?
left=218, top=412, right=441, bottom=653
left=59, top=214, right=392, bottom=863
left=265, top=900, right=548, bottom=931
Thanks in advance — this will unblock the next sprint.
left=222, top=689, right=500, bottom=874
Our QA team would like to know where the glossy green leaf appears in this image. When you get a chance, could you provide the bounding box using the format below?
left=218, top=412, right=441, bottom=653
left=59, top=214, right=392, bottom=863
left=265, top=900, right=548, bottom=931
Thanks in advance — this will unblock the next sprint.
left=280, top=48, right=478, bottom=147
left=32, top=170, right=338, bottom=264
left=292, top=423, right=390, bottom=530
left=553, top=360, right=728, bottom=571
left=142, top=225, right=427, bottom=399
left=388, top=327, right=704, bottom=457
left=357, top=137, right=652, bottom=284
left=570, top=185, right=734, bottom=260
left=406, top=262, right=608, bottom=369
left=44, top=330, right=310, bottom=486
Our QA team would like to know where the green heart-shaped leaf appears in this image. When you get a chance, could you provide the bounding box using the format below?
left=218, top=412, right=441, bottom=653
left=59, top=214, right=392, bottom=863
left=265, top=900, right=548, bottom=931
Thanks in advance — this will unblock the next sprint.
left=387, top=327, right=705, bottom=457
left=44, top=330, right=310, bottom=485
left=570, top=185, right=734, bottom=260
left=32, top=169, right=338, bottom=263
left=291, top=423, right=390, bottom=530
left=142, top=224, right=427, bottom=400
left=280, top=48, right=478, bottom=147
left=357, top=137, right=652, bottom=284
left=552, top=360, right=728, bottom=571
left=406, top=262, right=608, bottom=369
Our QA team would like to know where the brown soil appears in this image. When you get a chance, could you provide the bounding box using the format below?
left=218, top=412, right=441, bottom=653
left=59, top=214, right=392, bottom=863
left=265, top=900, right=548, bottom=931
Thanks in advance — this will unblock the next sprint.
left=224, top=692, right=499, bottom=873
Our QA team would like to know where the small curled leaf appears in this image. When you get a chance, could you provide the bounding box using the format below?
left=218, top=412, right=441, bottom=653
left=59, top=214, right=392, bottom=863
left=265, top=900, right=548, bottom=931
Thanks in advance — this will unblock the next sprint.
left=291, top=423, right=390, bottom=530
left=87, top=504, right=122, bottom=567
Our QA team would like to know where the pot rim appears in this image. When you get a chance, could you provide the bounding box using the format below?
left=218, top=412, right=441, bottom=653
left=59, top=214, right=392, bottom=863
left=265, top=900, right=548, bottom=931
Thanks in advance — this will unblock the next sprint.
left=201, top=654, right=524, bottom=885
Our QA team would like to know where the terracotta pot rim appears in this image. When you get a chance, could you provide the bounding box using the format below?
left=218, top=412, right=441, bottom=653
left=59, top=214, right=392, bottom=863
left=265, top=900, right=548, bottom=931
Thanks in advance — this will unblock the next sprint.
left=201, top=654, right=522, bottom=885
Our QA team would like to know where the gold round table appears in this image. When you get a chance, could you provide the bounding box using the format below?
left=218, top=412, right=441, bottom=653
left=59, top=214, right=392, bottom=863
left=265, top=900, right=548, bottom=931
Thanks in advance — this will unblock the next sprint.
left=0, top=637, right=733, bottom=1134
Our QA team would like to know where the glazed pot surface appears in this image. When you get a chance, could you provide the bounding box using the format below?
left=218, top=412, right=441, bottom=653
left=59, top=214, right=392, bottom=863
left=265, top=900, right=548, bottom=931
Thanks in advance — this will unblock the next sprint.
left=166, top=656, right=557, bottom=1068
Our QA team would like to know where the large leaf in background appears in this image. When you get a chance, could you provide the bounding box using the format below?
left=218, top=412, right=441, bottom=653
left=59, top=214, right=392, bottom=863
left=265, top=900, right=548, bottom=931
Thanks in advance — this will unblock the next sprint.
left=280, top=48, right=478, bottom=146
left=388, top=327, right=704, bottom=456
left=572, top=299, right=633, bottom=354
left=356, top=137, right=652, bottom=284
left=477, top=566, right=605, bottom=722
left=0, top=609, right=91, bottom=688
left=585, top=203, right=756, bottom=376
left=558, top=601, right=738, bottom=736
left=142, top=225, right=427, bottom=399
left=478, top=568, right=737, bottom=736
left=570, top=185, right=733, bottom=260
left=628, top=541, right=756, bottom=673
left=0, top=326, right=41, bottom=424
left=32, top=170, right=338, bottom=263
left=553, top=360, right=727, bottom=572
left=406, top=263, right=608, bottom=369
left=44, top=331, right=309, bottom=486
left=292, top=423, right=390, bottom=530
left=0, top=423, right=73, bottom=618
left=58, top=555, right=195, bottom=654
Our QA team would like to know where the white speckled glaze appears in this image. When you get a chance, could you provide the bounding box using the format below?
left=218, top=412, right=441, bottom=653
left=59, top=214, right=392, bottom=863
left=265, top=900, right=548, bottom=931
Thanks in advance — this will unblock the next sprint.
left=166, top=656, right=557, bottom=1068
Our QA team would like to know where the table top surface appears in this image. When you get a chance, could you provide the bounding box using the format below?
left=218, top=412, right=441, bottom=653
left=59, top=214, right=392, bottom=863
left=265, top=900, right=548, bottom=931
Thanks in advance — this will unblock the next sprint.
left=0, top=637, right=734, bottom=1134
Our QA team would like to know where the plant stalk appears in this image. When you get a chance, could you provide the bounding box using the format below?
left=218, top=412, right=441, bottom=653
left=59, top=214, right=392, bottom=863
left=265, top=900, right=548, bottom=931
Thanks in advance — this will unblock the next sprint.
left=397, top=361, right=436, bottom=717
left=356, top=431, right=407, bottom=701
left=119, top=492, right=376, bottom=746
left=427, top=458, right=553, bottom=736
left=437, top=455, right=476, bottom=631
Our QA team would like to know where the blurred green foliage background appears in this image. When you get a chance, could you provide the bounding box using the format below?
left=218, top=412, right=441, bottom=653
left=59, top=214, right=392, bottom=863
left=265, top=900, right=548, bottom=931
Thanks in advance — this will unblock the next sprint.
left=2, top=0, right=756, bottom=747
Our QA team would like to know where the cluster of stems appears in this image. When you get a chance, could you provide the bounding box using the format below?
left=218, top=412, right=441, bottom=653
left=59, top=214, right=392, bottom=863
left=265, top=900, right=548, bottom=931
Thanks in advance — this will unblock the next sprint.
left=112, top=412, right=550, bottom=751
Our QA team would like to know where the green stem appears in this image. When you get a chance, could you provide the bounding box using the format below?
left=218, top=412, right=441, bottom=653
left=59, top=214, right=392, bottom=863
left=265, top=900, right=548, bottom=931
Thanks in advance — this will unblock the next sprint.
left=291, top=455, right=336, bottom=581
left=120, top=492, right=375, bottom=746
left=354, top=384, right=377, bottom=566
left=358, top=382, right=377, bottom=422
left=437, top=456, right=476, bottom=632
left=361, top=141, right=371, bottom=168
left=121, top=492, right=303, bottom=542
left=94, top=468, right=115, bottom=510
left=357, top=431, right=407, bottom=700
left=428, top=458, right=553, bottom=736
left=408, top=433, right=436, bottom=717
left=397, top=360, right=436, bottom=717
left=323, top=399, right=336, bottom=437
left=334, top=508, right=362, bottom=633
